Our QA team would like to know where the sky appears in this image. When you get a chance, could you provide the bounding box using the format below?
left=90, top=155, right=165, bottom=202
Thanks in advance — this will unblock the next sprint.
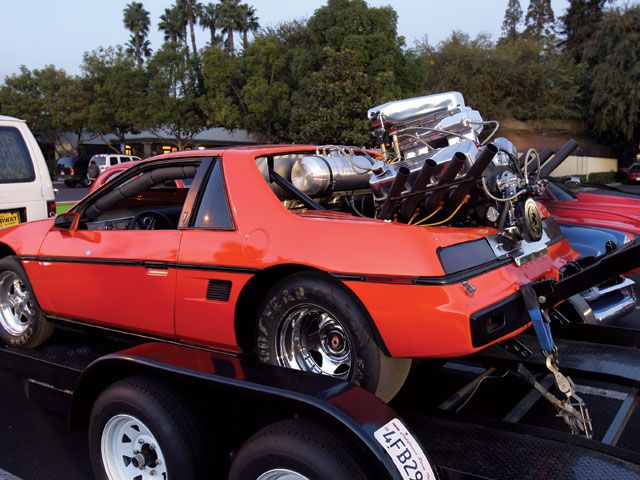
left=0, top=0, right=600, bottom=81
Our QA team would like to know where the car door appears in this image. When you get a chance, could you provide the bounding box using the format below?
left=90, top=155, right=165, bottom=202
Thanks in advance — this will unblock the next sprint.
left=174, top=158, right=248, bottom=351
left=35, top=158, right=205, bottom=337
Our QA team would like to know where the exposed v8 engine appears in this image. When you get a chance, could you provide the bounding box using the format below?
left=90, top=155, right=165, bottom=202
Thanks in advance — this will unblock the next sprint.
left=289, top=91, right=571, bottom=241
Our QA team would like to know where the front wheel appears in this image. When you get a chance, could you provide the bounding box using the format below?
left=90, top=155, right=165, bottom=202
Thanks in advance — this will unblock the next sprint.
left=255, top=272, right=411, bottom=402
left=229, top=418, right=369, bottom=480
left=89, top=376, right=209, bottom=480
left=0, top=256, right=53, bottom=348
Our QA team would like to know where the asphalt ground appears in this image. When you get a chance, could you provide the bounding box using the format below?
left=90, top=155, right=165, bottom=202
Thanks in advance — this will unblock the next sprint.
left=0, top=179, right=621, bottom=479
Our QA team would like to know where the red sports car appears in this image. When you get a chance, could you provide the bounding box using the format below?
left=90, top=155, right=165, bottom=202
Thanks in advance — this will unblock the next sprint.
left=0, top=93, right=636, bottom=401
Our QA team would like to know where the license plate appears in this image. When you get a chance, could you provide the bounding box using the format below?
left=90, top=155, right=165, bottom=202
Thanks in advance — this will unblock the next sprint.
left=0, top=211, right=20, bottom=228
left=374, top=419, right=436, bottom=480
left=59, top=171, right=65, bottom=175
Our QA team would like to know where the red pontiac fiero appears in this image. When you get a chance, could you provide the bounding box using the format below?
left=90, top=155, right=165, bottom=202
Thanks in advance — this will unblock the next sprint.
left=0, top=146, right=583, bottom=400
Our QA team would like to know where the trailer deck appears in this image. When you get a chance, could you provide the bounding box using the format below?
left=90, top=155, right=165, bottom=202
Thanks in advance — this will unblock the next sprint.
left=1, top=324, right=640, bottom=479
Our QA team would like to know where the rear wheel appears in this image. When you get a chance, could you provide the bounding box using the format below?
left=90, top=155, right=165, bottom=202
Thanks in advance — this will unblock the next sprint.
left=255, top=272, right=411, bottom=402
left=229, top=418, right=368, bottom=480
left=89, top=376, right=209, bottom=480
left=0, top=256, right=53, bottom=348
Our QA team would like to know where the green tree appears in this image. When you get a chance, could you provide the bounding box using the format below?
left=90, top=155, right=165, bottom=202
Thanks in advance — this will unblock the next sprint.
left=218, top=0, right=242, bottom=55
left=502, top=0, right=523, bottom=39
left=199, top=2, right=222, bottom=46
left=419, top=32, right=579, bottom=121
left=238, top=3, right=259, bottom=50
left=177, top=0, right=202, bottom=55
left=0, top=66, right=90, bottom=158
left=525, top=0, right=555, bottom=39
left=82, top=47, right=148, bottom=153
left=159, top=6, right=184, bottom=44
left=560, top=0, right=610, bottom=62
left=123, top=1, right=151, bottom=67
left=148, top=44, right=206, bottom=149
left=582, top=6, right=640, bottom=163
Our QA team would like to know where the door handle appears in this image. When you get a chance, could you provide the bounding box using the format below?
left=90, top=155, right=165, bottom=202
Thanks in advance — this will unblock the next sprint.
left=142, top=261, right=169, bottom=269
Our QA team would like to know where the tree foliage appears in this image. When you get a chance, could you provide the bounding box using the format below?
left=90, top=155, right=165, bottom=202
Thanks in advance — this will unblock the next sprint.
left=582, top=6, right=640, bottom=163
left=525, top=0, right=555, bottom=39
left=559, top=0, right=609, bottom=62
left=502, top=0, right=523, bottom=39
left=81, top=47, right=148, bottom=152
left=123, top=2, right=151, bottom=67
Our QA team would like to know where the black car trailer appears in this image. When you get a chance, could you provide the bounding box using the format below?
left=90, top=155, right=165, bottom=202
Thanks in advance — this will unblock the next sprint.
left=1, top=318, right=640, bottom=480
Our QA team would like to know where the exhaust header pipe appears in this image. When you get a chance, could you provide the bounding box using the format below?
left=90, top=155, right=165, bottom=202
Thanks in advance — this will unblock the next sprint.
left=448, top=143, right=498, bottom=207
left=379, top=166, right=410, bottom=220
left=398, top=159, right=437, bottom=223
left=421, top=152, right=466, bottom=218
left=539, top=139, right=579, bottom=179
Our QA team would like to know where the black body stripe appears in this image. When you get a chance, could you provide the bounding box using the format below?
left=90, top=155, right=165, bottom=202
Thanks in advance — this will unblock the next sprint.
left=20, top=233, right=564, bottom=286
left=19, top=255, right=260, bottom=275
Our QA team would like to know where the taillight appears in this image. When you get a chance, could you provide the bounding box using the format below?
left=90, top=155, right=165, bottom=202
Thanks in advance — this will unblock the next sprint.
left=47, top=200, right=56, bottom=217
left=70, top=167, right=75, bottom=175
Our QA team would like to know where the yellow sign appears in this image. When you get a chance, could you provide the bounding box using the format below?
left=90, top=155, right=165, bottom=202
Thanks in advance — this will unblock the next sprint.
left=0, top=212, right=20, bottom=228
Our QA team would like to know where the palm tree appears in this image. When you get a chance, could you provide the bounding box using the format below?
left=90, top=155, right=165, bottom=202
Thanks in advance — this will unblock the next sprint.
left=177, top=0, right=203, bottom=55
left=218, top=0, right=241, bottom=55
left=158, top=6, right=183, bottom=44
left=123, top=1, right=151, bottom=67
left=238, top=3, right=259, bottom=50
left=199, top=2, right=221, bottom=46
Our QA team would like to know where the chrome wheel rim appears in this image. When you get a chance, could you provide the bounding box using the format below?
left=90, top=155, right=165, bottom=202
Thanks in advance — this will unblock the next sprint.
left=276, top=305, right=352, bottom=379
left=101, top=414, right=168, bottom=480
left=0, top=271, right=35, bottom=336
left=258, top=469, right=310, bottom=480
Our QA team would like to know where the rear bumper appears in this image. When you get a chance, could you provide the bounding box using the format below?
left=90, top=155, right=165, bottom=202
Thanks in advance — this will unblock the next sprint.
left=582, top=277, right=637, bottom=324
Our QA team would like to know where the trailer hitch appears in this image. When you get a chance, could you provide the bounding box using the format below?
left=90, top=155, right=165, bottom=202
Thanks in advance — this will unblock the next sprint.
left=519, top=285, right=593, bottom=438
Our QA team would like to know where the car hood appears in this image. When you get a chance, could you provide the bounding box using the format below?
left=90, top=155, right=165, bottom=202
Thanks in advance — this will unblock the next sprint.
left=547, top=191, right=640, bottom=233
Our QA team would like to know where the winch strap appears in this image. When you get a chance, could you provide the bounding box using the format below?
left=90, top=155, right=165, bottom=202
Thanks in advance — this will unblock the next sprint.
left=521, top=285, right=556, bottom=353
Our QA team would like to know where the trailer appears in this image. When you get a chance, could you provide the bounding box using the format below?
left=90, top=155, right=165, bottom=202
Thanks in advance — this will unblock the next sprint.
left=1, top=318, right=640, bottom=480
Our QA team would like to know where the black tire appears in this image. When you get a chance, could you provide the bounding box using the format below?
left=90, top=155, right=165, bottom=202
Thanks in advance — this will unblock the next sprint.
left=229, top=418, right=368, bottom=480
left=64, top=180, right=77, bottom=187
left=81, top=175, right=93, bottom=187
left=256, top=271, right=411, bottom=402
left=89, top=376, right=209, bottom=480
left=0, top=256, right=53, bottom=348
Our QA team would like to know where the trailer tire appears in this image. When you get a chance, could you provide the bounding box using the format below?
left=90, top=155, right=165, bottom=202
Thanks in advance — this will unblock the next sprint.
left=229, top=418, right=368, bottom=480
left=0, top=256, right=53, bottom=349
left=89, top=376, right=209, bottom=480
left=255, top=271, right=411, bottom=402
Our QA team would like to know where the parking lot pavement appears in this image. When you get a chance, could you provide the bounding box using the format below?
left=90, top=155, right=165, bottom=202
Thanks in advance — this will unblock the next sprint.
left=53, top=181, right=88, bottom=203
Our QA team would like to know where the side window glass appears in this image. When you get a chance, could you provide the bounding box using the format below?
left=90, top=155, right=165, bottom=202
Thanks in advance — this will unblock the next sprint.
left=110, top=157, right=119, bottom=166
left=193, top=160, right=233, bottom=229
left=0, top=127, right=35, bottom=183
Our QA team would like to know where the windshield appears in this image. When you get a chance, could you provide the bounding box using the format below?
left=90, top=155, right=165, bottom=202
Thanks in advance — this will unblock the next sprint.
left=92, top=156, right=108, bottom=166
left=57, top=156, right=76, bottom=167
left=546, top=181, right=577, bottom=201
left=630, top=164, right=640, bottom=172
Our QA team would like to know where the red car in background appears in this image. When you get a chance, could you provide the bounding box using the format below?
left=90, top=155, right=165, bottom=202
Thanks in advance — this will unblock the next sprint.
left=627, top=163, right=640, bottom=183
left=542, top=181, right=640, bottom=240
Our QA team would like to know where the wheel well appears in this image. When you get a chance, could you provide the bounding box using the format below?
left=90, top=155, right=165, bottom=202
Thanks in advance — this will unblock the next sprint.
left=233, top=264, right=390, bottom=356
left=0, top=243, right=17, bottom=259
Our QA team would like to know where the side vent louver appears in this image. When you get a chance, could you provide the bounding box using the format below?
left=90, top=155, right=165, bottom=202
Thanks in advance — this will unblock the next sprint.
left=206, top=279, right=232, bottom=301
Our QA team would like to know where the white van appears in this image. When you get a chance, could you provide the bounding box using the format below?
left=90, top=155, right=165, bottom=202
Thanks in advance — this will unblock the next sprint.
left=0, top=115, right=56, bottom=227
left=87, top=154, right=140, bottom=180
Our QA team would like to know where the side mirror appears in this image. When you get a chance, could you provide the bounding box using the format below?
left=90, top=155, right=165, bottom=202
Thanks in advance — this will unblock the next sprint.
left=52, top=211, right=79, bottom=230
left=563, top=176, right=581, bottom=185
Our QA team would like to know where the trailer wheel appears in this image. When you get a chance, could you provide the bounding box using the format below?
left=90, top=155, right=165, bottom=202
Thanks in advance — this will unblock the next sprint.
left=229, top=418, right=368, bottom=480
left=89, top=376, right=208, bottom=480
left=256, top=272, right=411, bottom=402
left=0, top=256, right=53, bottom=348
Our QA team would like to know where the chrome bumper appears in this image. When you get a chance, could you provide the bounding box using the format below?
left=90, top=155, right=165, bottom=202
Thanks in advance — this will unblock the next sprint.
left=575, top=277, right=637, bottom=324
